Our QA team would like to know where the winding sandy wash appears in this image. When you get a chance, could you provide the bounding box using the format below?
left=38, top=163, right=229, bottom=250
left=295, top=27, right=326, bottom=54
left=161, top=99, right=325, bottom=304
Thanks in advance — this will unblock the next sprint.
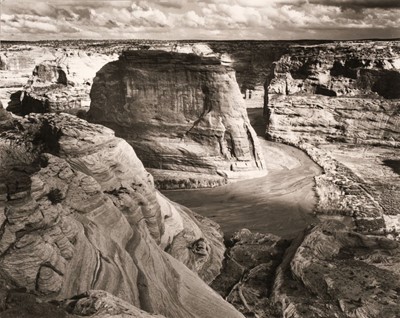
left=163, top=137, right=322, bottom=239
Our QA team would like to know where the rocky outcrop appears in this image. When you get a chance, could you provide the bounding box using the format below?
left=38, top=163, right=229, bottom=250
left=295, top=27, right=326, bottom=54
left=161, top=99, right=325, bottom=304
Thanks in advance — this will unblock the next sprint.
left=268, top=95, right=400, bottom=147
left=212, top=229, right=288, bottom=318
left=1, top=290, right=166, bottom=318
left=211, top=221, right=400, bottom=318
left=265, top=41, right=400, bottom=235
left=0, top=102, right=12, bottom=127
left=0, top=113, right=242, bottom=318
left=6, top=51, right=116, bottom=116
left=88, top=50, right=266, bottom=188
left=267, top=41, right=400, bottom=147
left=0, top=46, right=58, bottom=107
left=273, top=221, right=400, bottom=318
left=209, top=41, right=292, bottom=109
left=268, top=42, right=400, bottom=98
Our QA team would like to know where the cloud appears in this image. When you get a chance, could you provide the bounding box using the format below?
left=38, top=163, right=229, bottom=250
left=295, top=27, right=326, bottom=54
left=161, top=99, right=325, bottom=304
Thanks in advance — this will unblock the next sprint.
left=308, top=0, right=400, bottom=9
left=155, top=0, right=189, bottom=9
left=1, top=0, right=399, bottom=40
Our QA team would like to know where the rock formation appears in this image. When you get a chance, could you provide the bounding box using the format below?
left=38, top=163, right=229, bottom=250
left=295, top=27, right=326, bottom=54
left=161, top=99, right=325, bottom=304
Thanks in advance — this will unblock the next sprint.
left=267, top=42, right=400, bottom=147
left=209, top=221, right=400, bottom=318
left=0, top=113, right=243, bottom=318
left=1, top=39, right=399, bottom=318
left=265, top=41, right=400, bottom=236
left=6, top=51, right=116, bottom=116
left=0, top=101, right=12, bottom=127
left=0, top=41, right=227, bottom=112
left=209, top=41, right=293, bottom=109
left=212, top=229, right=289, bottom=317
left=273, top=221, right=400, bottom=318
left=88, top=50, right=266, bottom=188
left=1, top=289, right=167, bottom=317
left=0, top=46, right=58, bottom=107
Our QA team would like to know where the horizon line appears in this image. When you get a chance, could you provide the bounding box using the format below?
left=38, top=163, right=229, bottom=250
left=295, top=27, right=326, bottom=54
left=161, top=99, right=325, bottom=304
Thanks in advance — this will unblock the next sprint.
left=2, top=37, right=400, bottom=43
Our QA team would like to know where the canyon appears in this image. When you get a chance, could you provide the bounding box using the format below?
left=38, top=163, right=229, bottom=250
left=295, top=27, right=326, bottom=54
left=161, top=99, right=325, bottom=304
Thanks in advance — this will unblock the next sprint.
left=265, top=41, right=400, bottom=236
left=87, top=50, right=266, bottom=188
left=0, top=39, right=399, bottom=318
left=0, top=112, right=241, bottom=318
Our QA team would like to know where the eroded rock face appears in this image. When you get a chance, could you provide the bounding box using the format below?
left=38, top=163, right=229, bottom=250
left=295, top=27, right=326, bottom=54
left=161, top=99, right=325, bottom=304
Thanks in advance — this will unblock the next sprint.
left=265, top=42, right=400, bottom=236
left=207, top=222, right=400, bottom=318
left=267, top=42, right=400, bottom=147
left=0, top=46, right=58, bottom=107
left=212, top=229, right=288, bottom=318
left=6, top=51, right=117, bottom=116
left=1, top=289, right=166, bottom=318
left=273, top=221, right=400, bottom=318
left=0, top=113, right=242, bottom=318
left=269, top=42, right=400, bottom=98
left=209, top=41, right=292, bottom=109
left=268, top=95, right=400, bottom=146
left=88, top=50, right=266, bottom=188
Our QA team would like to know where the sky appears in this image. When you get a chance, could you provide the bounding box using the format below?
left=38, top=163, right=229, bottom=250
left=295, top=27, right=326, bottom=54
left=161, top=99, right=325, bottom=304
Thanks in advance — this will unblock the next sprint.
left=1, top=0, right=400, bottom=41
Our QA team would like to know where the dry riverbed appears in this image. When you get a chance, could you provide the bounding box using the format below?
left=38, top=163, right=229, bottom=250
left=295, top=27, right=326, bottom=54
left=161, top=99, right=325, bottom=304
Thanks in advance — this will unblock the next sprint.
left=163, top=138, right=322, bottom=239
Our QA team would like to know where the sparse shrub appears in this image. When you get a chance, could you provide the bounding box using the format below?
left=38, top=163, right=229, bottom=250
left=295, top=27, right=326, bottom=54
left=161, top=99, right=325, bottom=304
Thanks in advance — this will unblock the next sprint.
left=47, top=188, right=63, bottom=204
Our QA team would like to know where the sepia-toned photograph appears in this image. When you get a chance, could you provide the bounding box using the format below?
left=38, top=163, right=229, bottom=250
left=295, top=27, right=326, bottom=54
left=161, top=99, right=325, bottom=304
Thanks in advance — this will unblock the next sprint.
left=0, top=0, right=399, bottom=317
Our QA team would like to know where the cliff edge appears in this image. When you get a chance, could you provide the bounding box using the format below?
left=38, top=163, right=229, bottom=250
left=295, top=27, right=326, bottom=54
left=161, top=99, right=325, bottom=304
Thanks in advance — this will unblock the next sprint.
left=0, top=113, right=243, bottom=318
left=88, top=50, right=266, bottom=189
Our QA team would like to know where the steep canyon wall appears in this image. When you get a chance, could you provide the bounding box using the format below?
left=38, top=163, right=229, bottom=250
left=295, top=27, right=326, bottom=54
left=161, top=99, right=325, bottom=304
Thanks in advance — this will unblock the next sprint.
left=88, top=50, right=266, bottom=188
left=263, top=41, right=400, bottom=236
left=266, top=41, right=400, bottom=146
left=0, top=113, right=243, bottom=318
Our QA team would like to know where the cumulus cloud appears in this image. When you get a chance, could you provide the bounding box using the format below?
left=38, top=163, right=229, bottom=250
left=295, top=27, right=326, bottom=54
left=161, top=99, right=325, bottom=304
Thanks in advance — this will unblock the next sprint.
left=0, top=0, right=399, bottom=40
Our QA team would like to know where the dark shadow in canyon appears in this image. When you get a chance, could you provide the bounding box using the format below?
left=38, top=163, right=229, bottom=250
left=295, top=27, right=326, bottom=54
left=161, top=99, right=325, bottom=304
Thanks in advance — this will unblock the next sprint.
left=383, top=159, right=400, bottom=175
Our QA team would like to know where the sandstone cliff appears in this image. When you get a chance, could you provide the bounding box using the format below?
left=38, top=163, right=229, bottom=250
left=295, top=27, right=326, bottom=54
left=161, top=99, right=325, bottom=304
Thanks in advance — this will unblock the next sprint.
left=0, top=41, right=225, bottom=112
left=6, top=51, right=116, bottom=116
left=209, top=222, right=400, bottom=318
left=88, top=50, right=266, bottom=188
left=267, top=41, right=400, bottom=147
left=0, top=46, right=60, bottom=107
left=273, top=221, right=400, bottom=318
left=0, top=113, right=243, bottom=318
left=265, top=41, right=400, bottom=236
left=209, top=41, right=292, bottom=109
left=1, top=290, right=167, bottom=317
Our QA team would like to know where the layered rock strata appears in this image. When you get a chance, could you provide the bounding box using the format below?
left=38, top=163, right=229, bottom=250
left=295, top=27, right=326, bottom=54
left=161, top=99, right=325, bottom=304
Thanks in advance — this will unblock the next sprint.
left=265, top=42, right=400, bottom=235
left=273, top=221, right=400, bottom=318
left=1, top=289, right=167, bottom=318
left=0, top=46, right=59, bottom=107
left=209, top=41, right=292, bottom=109
left=267, top=42, right=400, bottom=147
left=88, top=50, right=266, bottom=188
left=0, top=113, right=242, bottom=318
left=212, top=229, right=288, bottom=317
left=6, top=51, right=116, bottom=116
left=211, top=221, right=400, bottom=318
left=288, top=142, right=387, bottom=234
